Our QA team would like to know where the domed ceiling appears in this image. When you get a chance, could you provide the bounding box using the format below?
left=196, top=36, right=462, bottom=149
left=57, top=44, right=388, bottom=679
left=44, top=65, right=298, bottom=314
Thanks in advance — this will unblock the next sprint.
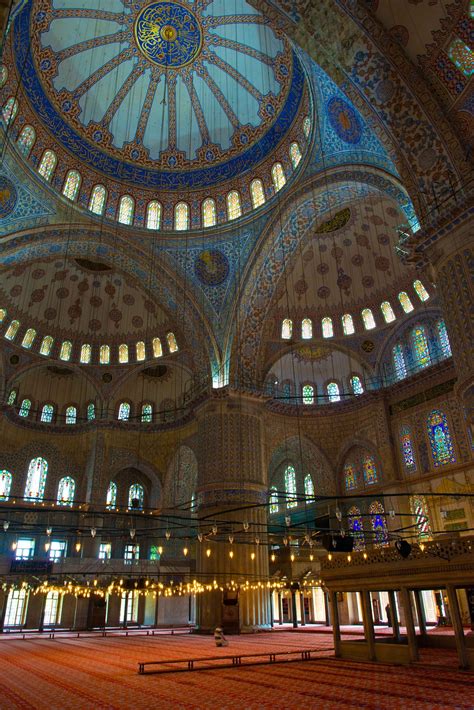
left=13, top=0, right=307, bottom=189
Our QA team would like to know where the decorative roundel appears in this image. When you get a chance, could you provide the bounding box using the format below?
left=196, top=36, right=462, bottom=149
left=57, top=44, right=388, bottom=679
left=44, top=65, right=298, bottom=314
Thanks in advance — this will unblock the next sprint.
left=0, top=176, right=17, bottom=218
left=327, top=97, right=362, bottom=145
left=194, top=249, right=229, bottom=286
left=134, top=2, right=203, bottom=68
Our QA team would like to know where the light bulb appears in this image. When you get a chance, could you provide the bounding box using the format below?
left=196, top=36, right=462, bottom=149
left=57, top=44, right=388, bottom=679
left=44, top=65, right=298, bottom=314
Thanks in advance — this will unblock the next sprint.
left=206, top=548, right=211, bottom=558
left=335, top=509, right=342, bottom=522
left=91, top=527, right=97, bottom=538
left=347, top=554, right=351, bottom=562
left=309, top=554, right=314, bottom=562
left=165, top=530, right=171, bottom=540
left=255, top=537, right=260, bottom=545
left=11, top=541, right=17, bottom=551
left=283, top=537, right=288, bottom=546
left=75, top=542, right=81, bottom=552
left=46, top=527, right=52, bottom=536
left=271, top=553, right=276, bottom=562
left=250, top=552, right=255, bottom=561
left=129, top=529, right=135, bottom=540
left=243, top=521, right=249, bottom=532
left=290, top=553, right=295, bottom=562
left=328, top=553, right=332, bottom=561
left=363, top=552, right=368, bottom=560
left=158, top=546, right=163, bottom=555
left=183, top=547, right=188, bottom=557
left=420, top=543, right=425, bottom=552
left=197, top=533, right=203, bottom=543
left=212, top=525, right=217, bottom=536
left=45, top=542, right=50, bottom=552
left=3, top=521, right=9, bottom=532
left=229, top=550, right=234, bottom=559
left=228, top=534, right=234, bottom=544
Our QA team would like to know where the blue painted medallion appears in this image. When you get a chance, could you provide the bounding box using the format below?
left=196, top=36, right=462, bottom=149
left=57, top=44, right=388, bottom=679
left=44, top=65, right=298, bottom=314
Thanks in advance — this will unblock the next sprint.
left=0, top=176, right=17, bottom=218
left=327, top=97, right=362, bottom=145
left=195, top=249, right=229, bottom=286
left=135, top=2, right=202, bottom=68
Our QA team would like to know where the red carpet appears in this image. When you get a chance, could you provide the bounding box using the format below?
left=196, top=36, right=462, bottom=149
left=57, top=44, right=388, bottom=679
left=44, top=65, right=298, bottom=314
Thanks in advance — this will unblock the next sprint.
left=0, top=631, right=471, bottom=709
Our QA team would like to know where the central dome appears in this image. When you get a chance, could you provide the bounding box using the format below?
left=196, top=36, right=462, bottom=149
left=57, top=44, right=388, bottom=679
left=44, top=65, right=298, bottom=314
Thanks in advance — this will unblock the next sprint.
left=134, top=2, right=203, bottom=68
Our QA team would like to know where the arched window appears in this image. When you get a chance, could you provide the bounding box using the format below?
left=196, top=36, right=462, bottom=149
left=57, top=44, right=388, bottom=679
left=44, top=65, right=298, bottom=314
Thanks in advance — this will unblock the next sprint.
left=87, top=402, right=95, bottom=421
left=7, top=390, right=17, bottom=405
left=89, top=185, right=107, bottom=216
left=136, top=341, right=146, bottom=361
left=269, top=486, right=279, bottom=514
left=118, top=195, right=134, bottom=225
left=344, top=462, right=357, bottom=491
left=62, top=170, right=81, bottom=201
left=5, top=320, right=20, bottom=340
left=167, top=332, right=178, bottom=353
left=65, top=406, right=76, bottom=424
left=327, top=382, right=340, bottom=403
left=380, top=301, right=396, bottom=323
left=369, top=501, right=388, bottom=547
left=412, top=326, right=430, bottom=368
left=0, top=308, right=6, bottom=323
left=281, top=318, right=292, bottom=340
left=38, top=150, right=57, bottom=181
left=118, top=343, right=129, bottom=364
left=17, top=125, right=35, bottom=156
left=301, top=318, right=312, bottom=339
left=348, top=506, right=365, bottom=551
left=118, top=402, right=130, bottom=421
left=362, top=455, right=377, bottom=485
left=80, top=343, right=91, bottom=364
left=304, top=474, right=315, bottom=501
left=289, top=142, right=302, bottom=169
left=400, top=424, right=416, bottom=473
left=141, top=403, right=153, bottom=423
left=226, top=190, right=241, bottom=220
left=398, top=291, right=414, bottom=313
left=361, top=308, right=376, bottom=330
left=250, top=179, right=265, bottom=209
left=2, top=97, right=18, bottom=125
left=0, top=66, right=8, bottom=87
left=174, top=201, right=189, bottom=230
left=0, top=470, right=12, bottom=501
left=342, top=313, right=355, bottom=335
left=59, top=340, right=72, bottom=361
left=448, top=38, right=474, bottom=76
left=303, top=116, right=311, bottom=138
left=152, top=337, right=162, bottom=358
left=24, top=457, right=48, bottom=501
left=410, top=495, right=432, bottom=540
left=413, top=280, right=429, bottom=302
left=57, top=476, right=75, bottom=506
left=437, top=320, right=452, bottom=358
left=350, top=375, right=364, bottom=395
left=427, top=409, right=455, bottom=466
left=271, top=162, right=286, bottom=191
left=146, top=201, right=162, bottom=230
left=284, top=465, right=297, bottom=508
left=106, top=481, right=117, bottom=509
left=128, top=483, right=144, bottom=510
left=21, top=328, right=36, bottom=349
left=99, top=344, right=110, bottom=365
left=40, top=404, right=54, bottom=423
left=392, top=343, right=407, bottom=380
left=19, top=399, right=31, bottom=417
left=322, top=317, right=333, bottom=338
left=302, top=384, right=314, bottom=405
left=40, top=335, right=54, bottom=356
left=202, top=197, right=216, bottom=227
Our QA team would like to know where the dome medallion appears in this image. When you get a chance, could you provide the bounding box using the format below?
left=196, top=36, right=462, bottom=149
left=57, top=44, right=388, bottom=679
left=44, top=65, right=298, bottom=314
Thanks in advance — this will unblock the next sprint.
left=135, top=2, right=203, bottom=68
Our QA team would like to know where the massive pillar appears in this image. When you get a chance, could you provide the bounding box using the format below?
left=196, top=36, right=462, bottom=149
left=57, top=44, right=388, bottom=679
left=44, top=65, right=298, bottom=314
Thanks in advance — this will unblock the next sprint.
left=195, top=391, right=271, bottom=633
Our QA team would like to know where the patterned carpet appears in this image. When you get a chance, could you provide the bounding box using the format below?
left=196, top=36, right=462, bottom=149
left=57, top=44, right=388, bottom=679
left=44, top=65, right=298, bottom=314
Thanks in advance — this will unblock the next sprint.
left=0, top=631, right=471, bottom=709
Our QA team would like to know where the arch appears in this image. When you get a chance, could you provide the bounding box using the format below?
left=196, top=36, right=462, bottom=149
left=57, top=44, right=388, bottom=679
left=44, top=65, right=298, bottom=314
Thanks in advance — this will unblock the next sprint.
left=271, top=162, right=286, bottom=191
left=281, top=318, right=292, bottom=340
left=62, top=170, right=81, bottom=201
left=24, top=457, right=48, bottom=501
left=152, top=337, right=162, bottom=358
left=39, top=335, right=54, bottom=356
left=141, top=403, right=153, bottom=423
left=322, top=317, right=333, bottom=338
left=327, top=381, right=340, bottom=402
left=342, top=313, right=355, bottom=335
left=400, top=424, right=416, bottom=473
left=99, top=344, right=110, bottom=365
left=136, top=341, right=146, bottom=361
left=392, top=343, right=407, bottom=380
left=303, top=116, right=311, bottom=138
left=57, top=476, right=75, bottom=506
left=304, top=473, right=315, bottom=501
left=166, top=332, right=178, bottom=353
left=146, top=200, right=162, bottom=230
left=411, top=325, right=430, bottom=368
left=436, top=319, right=452, bottom=358
left=128, top=482, right=144, bottom=510
left=381, top=301, right=396, bottom=323
left=348, top=506, right=365, bottom=550
left=89, top=185, right=107, bottom=216
left=106, top=481, right=117, bottom=509
left=361, top=308, right=376, bottom=330
left=118, top=343, right=129, bottom=364
left=118, top=402, right=131, bottom=421
left=19, top=398, right=31, bottom=417
left=2, top=97, right=18, bottom=124
left=413, top=279, right=429, bottom=302
left=174, top=202, right=189, bottom=230
left=17, top=125, right=35, bottom=157
left=38, top=150, right=57, bottom=181
left=226, top=190, right=242, bottom=220
left=269, top=486, right=279, bottom=514
left=80, top=343, right=92, bottom=364
left=410, top=495, right=432, bottom=540
left=59, top=341, right=72, bottom=361
left=289, top=141, right=302, bottom=168
left=350, top=375, right=364, bottom=395
left=398, top=291, right=414, bottom=314
left=202, top=197, right=216, bottom=227
left=362, top=454, right=377, bottom=485
left=21, top=328, right=36, bottom=349
left=284, top=464, right=297, bottom=508
left=427, top=409, right=455, bottom=466
left=40, top=403, right=54, bottom=423
left=344, top=461, right=357, bottom=491
left=301, top=317, right=312, bottom=339
left=5, top=320, right=20, bottom=340
left=268, top=436, right=335, bottom=497
left=302, top=383, right=314, bottom=405
left=118, top=195, right=134, bottom=225
left=369, top=500, right=388, bottom=547
left=65, top=405, right=76, bottom=424
left=87, top=402, right=96, bottom=421
left=0, top=470, right=12, bottom=501
left=250, top=179, right=266, bottom=209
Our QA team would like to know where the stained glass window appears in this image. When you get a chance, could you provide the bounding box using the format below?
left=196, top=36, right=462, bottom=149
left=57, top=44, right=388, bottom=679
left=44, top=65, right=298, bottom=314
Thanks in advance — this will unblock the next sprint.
left=427, top=409, right=455, bottom=466
left=136, top=341, right=146, bottom=361
left=350, top=375, right=364, bottom=395
left=17, top=125, right=35, bottom=157
left=65, top=406, right=76, bottom=424
left=141, top=403, right=153, bottom=423
left=24, top=457, right=48, bottom=501
left=369, top=501, right=388, bottom=547
left=167, top=332, right=178, bottom=353
left=272, top=163, right=286, bottom=191
left=57, top=476, right=75, bottom=506
left=38, top=150, right=57, bottom=182
left=392, top=343, right=407, bottom=380
left=0, top=308, right=6, bottom=323
left=437, top=320, right=452, bottom=358
left=410, top=495, right=432, bottom=540
left=128, top=483, right=144, bottom=510
left=7, top=390, right=17, bottom=405
left=19, top=399, right=31, bottom=417
left=5, top=320, right=20, bottom=340
left=202, top=197, right=216, bottom=227
left=40, top=335, right=54, bottom=356
left=342, top=313, right=355, bottom=335
left=152, top=337, right=162, bottom=358
left=250, top=179, right=265, bottom=209
left=118, top=402, right=130, bottom=421
left=281, top=318, right=292, bottom=339
left=2, top=97, right=18, bottom=125
left=413, top=280, right=429, bottom=302
left=21, top=328, right=36, bottom=349
left=99, top=344, right=110, bottom=365
left=284, top=465, right=297, bottom=508
left=0, top=66, right=7, bottom=87
left=304, top=474, right=315, bottom=501
left=41, top=404, right=54, bottom=423
left=289, top=142, right=302, bottom=169
left=381, top=301, right=396, bottom=323
left=327, top=382, right=340, bottom=403
left=302, top=384, right=314, bottom=405
left=106, top=481, right=117, bottom=509
left=118, top=343, right=128, bottom=364
left=348, top=506, right=365, bottom=551
left=62, top=170, right=81, bottom=201
left=89, top=185, right=106, bottom=216
left=303, top=116, right=311, bottom=138
left=59, top=340, right=72, bottom=361
left=448, top=38, right=474, bottom=77
left=269, top=486, right=279, bottom=514
left=412, top=326, right=430, bottom=368
left=344, top=462, right=357, bottom=491
left=362, top=455, right=377, bottom=485
left=118, top=195, right=134, bottom=225
left=361, top=308, right=376, bottom=330
left=80, top=344, right=91, bottom=364
left=175, top=202, right=189, bottom=230
left=146, top=201, right=162, bottom=229
left=398, top=291, right=414, bottom=313
left=322, top=317, right=333, bottom=338
left=301, top=318, right=312, bottom=339
left=87, top=402, right=95, bottom=421
left=227, top=190, right=242, bottom=220
left=400, top=424, right=416, bottom=473
left=0, top=470, right=12, bottom=501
